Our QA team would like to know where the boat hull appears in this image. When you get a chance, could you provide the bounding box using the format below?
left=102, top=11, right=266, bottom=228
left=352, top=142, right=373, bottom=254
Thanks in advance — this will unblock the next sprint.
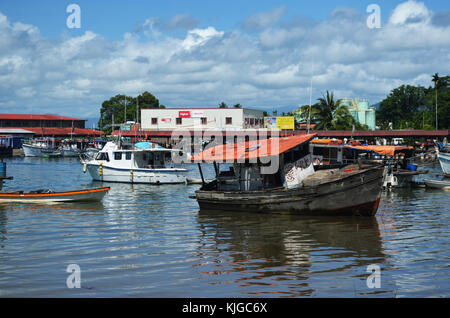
left=438, top=152, right=450, bottom=174
left=195, top=166, right=385, bottom=216
left=61, top=148, right=81, bottom=157
left=0, top=187, right=110, bottom=203
left=86, top=164, right=187, bottom=184
left=23, top=144, right=60, bottom=157
left=424, top=179, right=450, bottom=190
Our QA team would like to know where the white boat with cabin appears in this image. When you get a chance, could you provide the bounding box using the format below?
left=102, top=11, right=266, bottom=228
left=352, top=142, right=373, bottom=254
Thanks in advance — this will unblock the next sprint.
left=22, top=138, right=61, bottom=157
left=81, top=141, right=187, bottom=184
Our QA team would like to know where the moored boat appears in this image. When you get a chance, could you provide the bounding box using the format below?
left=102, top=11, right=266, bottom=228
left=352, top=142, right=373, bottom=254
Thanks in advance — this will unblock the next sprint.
left=191, top=134, right=386, bottom=216
left=23, top=138, right=61, bottom=157
left=59, top=142, right=82, bottom=157
left=423, top=179, right=450, bottom=190
left=81, top=141, right=187, bottom=184
left=437, top=150, right=450, bottom=175
left=310, top=139, right=426, bottom=188
left=0, top=187, right=110, bottom=203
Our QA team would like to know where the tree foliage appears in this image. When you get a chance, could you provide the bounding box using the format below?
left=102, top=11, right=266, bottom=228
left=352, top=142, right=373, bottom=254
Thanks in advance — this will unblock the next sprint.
left=309, top=91, right=367, bottom=130
left=376, top=74, right=450, bottom=130
left=98, top=91, right=162, bottom=134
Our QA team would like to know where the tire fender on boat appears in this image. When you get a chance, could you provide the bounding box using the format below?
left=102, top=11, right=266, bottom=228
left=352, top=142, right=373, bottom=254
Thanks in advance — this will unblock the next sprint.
left=99, top=163, right=103, bottom=176
left=83, top=163, right=87, bottom=173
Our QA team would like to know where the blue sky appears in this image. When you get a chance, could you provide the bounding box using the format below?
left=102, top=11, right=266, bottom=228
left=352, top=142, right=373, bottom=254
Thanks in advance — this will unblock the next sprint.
left=3, top=0, right=449, bottom=39
left=0, top=0, right=450, bottom=125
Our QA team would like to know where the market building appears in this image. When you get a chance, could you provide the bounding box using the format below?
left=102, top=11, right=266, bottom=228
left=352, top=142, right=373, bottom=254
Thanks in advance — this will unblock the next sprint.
left=0, top=114, right=103, bottom=138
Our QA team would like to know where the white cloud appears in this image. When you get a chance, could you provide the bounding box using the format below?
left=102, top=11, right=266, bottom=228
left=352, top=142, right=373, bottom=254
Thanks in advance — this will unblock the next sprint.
left=388, top=0, right=431, bottom=25
left=242, top=6, right=286, bottom=32
left=182, top=27, right=224, bottom=50
left=0, top=0, right=449, bottom=119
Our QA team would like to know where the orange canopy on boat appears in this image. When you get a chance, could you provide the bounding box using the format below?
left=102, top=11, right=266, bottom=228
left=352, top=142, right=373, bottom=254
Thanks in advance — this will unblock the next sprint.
left=311, top=138, right=343, bottom=145
left=191, top=134, right=316, bottom=162
left=344, top=145, right=414, bottom=156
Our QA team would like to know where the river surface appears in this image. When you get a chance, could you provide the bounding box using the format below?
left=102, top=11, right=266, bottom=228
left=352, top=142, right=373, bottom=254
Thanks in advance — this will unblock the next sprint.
left=0, top=157, right=448, bottom=297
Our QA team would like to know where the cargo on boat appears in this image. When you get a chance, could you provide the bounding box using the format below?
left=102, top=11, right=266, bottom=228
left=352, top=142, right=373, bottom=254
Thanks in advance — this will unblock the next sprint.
left=191, top=134, right=386, bottom=216
left=309, top=139, right=426, bottom=188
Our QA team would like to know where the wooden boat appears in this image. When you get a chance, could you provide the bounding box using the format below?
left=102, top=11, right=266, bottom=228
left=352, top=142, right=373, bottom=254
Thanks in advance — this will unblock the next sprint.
left=310, top=139, right=427, bottom=189
left=0, top=187, right=110, bottom=203
left=191, top=134, right=386, bottom=216
left=423, top=179, right=450, bottom=190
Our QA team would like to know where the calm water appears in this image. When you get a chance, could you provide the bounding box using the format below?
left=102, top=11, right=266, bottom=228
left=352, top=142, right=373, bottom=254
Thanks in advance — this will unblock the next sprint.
left=0, top=157, right=448, bottom=297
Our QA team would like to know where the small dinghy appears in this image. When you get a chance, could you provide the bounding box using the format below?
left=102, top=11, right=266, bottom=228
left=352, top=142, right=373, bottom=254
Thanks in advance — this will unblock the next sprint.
left=423, top=179, right=450, bottom=190
left=0, top=187, right=110, bottom=203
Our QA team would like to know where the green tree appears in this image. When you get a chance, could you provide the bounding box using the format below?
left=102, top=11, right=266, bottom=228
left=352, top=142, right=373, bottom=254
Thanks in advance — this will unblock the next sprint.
left=311, top=91, right=365, bottom=130
left=424, top=74, right=450, bottom=129
left=376, top=85, right=426, bottom=129
left=219, top=102, right=228, bottom=108
left=98, top=91, right=161, bottom=134
left=233, top=103, right=242, bottom=108
left=138, top=91, right=160, bottom=109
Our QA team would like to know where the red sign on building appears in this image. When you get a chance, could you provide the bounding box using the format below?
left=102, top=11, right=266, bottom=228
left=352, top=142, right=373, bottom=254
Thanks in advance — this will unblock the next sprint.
left=178, top=111, right=191, bottom=118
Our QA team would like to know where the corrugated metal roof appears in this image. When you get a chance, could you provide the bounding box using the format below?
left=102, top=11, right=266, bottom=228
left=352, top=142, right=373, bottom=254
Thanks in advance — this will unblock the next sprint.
left=191, top=134, right=316, bottom=162
left=0, top=128, right=35, bottom=134
left=0, top=114, right=86, bottom=121
left=4, top=127, right=103, bottom=136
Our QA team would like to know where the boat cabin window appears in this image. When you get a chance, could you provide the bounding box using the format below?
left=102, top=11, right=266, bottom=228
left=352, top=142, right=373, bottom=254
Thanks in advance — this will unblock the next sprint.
left=96, top=152, right=109, bottom=162
left=114, top=152, right=123, bottom=160
left=125, top=152, right=132, bottom=160
left=284, top=144, right=310, bottom=164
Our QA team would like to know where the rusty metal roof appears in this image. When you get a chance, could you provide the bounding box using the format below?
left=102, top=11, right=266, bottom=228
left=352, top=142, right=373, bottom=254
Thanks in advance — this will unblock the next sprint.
left=191, top=134, right=316, bottom=162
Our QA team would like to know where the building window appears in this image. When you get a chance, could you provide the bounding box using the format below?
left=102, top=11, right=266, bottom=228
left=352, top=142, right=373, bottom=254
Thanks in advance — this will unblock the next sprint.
left=151, top=118, right=158, bottom=125
left=201, top=117, right=207, bottom=125
left=226, top=117, right=232, bottom=125
left=176, top=118, right=182, bottom=125
left=249, top=118, right=254, bottom=126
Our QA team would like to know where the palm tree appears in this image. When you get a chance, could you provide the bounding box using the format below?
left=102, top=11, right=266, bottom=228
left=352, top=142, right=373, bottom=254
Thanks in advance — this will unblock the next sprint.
left=311, top=91, right=365, bottom=130
left=432, top=73, right=439, bottom=130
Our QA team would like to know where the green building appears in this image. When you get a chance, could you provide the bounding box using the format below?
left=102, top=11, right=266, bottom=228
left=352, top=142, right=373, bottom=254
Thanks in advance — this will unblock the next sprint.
left=340, top=98, right=376, bottom=130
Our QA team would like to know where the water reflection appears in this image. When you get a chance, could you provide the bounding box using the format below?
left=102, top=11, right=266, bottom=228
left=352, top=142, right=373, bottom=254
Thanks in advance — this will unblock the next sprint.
left=195, top=211, right=388, bottom=296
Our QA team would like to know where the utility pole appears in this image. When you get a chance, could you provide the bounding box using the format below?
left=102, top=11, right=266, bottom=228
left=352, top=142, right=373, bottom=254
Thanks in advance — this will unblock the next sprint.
left=307, top=62, right=314, bottom=134
left=436, top=87, right=438, bottom=130
left=136, top=96, right=139, bottom=124
left=124, top=98, right=127, bottom=123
